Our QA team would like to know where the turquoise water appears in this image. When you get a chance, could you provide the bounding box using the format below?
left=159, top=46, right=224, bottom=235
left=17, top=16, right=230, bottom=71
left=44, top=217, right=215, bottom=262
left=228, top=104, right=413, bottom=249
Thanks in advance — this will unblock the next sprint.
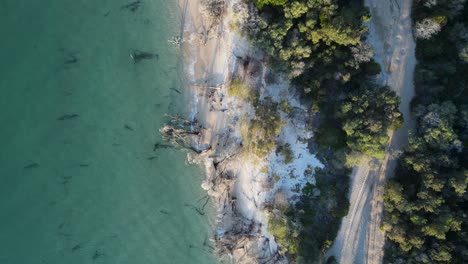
left=0, top=1, right=216, bottom=263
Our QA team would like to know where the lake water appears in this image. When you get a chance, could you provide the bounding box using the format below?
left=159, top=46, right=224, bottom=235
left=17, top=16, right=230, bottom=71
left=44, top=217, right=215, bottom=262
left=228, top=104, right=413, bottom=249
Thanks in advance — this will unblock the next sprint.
left=0, top=0, right=216, bottom=263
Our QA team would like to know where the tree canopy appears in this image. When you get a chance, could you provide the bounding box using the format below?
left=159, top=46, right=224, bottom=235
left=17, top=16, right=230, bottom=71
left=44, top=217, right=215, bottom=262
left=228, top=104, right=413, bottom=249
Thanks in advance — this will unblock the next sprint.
left=242, top=0, right=403, bottom=262
left=383, top=1, right=468, bottom=262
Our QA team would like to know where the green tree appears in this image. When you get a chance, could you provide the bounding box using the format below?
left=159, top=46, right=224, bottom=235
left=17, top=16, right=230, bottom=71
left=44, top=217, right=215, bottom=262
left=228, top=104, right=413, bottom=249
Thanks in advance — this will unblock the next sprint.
left=254, top=0, right=287, bottom=9
left=340, top=84, right=402, bottom=159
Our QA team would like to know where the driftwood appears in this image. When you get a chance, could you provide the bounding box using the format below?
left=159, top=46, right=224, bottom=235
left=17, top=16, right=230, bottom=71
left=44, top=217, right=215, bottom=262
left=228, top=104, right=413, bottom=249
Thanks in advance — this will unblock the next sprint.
left=121, top=0, right=141, bottom=12
left=169, top=87, right=181, bottom=94
left=24, top=163, right=39, bottom=169
left=153, top=142, right=175, bottom=151
left=209, top=160, right=286, bottom=264
left=65, top=54, right=78, bottom=64
left=71, top=240, right=89, bottom=252
left=159, top=210, right=169, bottom=215
left=200, top=0, right=225, bottom=21
left=168, top=36, right=183, bottom=46
left=160, top=114, right=211, bottom=153
left=57, top=114, right=79, bottom=121
left=184, top=203, right=205, bottom=216
left=92, top=250, right=104, bottom=260
left=130, top=51, right=158, bottom=64
left=157, top=81, right=286, bottom=263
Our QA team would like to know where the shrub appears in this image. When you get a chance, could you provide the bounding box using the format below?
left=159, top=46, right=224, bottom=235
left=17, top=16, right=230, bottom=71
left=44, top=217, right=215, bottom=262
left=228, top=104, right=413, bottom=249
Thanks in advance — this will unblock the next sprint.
left=278, top=143, right=294, bottom=164
left=363, top=60, right=382, bottom=75
left=228, top=79, right=257, bottom=102
left=272, top=173, right=281, bottom=183
left=279, top=100, right=292, bottom=114
left=241, top=99, right=285, bottom=158
left=326, top=256, right=338, bottom=264
left=254, top=0, right=287, bottom=9
left=268, top=212, right=300, bottom=255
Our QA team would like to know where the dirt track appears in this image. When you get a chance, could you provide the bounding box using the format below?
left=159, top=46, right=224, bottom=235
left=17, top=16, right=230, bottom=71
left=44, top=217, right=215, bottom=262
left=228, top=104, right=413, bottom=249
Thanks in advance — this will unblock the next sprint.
left=325, top=0, right=416, bottom=263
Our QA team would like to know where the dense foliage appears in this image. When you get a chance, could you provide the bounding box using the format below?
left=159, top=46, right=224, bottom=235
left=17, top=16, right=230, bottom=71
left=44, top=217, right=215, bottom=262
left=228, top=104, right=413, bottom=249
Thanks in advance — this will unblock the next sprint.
left=244, top=0, right=401, bottom=163
left=383, top=1, right=468, bottom=262
left=340, top=84, right=402, bottom=159
left=254, top=0, right=288, bottom=9
left=240, top=0, right=403, bottom=262
left=229, top=78, right=285, bottom=158
left=268, top=209, right=301, bottom=255
left=249, top=0, right=369, bottom=80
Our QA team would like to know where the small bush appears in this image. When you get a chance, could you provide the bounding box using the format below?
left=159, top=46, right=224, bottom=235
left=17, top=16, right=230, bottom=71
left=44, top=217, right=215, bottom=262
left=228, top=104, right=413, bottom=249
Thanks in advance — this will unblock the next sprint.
left=272, top=173, right=281, bottom=183
left=389, top=115, right=404, bottom=130
left=268, top=213, right=300, bottom=255
left=326, top=256, right=338, bottom=264
left=363, top=60, right=382, bottom=75
left=278, top=143, right=294, bottom=164
left=228, top=79, right=257, bottom=102
left=279, top=100, right=293, bottom=114
left=361, top=8, right=371, bottom=23
left=254, top=0, right=287, bottom=9
left=268, top=215, right=289, bottom=240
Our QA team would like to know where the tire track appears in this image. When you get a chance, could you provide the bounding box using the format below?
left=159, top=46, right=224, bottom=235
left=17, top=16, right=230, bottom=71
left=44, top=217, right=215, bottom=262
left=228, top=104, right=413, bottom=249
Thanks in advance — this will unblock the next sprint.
left=326, top=0, right=416, bottom=263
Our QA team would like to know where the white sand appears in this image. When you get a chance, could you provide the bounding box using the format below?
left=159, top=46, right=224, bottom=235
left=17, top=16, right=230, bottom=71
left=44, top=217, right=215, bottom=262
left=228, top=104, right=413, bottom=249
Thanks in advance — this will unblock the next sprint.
left=326, top=0, right=417, bottom=263
left=180, top=0, right=280, bottom=261
left=179, top=1, right=324, bottom=262
left=264, top=78, right=323, bottom=201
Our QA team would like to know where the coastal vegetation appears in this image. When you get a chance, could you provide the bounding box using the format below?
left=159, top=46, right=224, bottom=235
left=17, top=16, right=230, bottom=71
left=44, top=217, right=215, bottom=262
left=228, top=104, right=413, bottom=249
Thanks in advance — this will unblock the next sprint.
left=277, top=143, right=294, bottom=164
left=238, top=0, right=403, bottom=262
left=165, top=0, right=466, bottom=263
left=200, top=0, right=225, bottom=20
left=268, top=209, right=300, bottom=256
left=241, top=97, right=285, bottom=158
left=227, top=78, right=258, bottom=101
left=340, top=83, right=402, bottom=161
left=229, top=78, right=285, bottom=159
left=383, top=1, right=468, bottom=263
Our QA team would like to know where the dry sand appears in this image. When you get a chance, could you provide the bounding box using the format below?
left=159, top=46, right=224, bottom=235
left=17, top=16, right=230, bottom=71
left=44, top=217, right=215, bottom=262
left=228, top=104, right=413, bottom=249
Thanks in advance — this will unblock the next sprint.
left=179, top=1, right=324, bottom=263
left=326, top=0, right=416, bottom=263
left=179, top=0, right=285, bottom=262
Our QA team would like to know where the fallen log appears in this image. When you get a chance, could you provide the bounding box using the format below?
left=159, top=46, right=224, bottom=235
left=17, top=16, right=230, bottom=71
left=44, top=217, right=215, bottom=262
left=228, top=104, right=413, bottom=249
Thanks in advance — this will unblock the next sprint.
left=130, top=51, right=158, bottom=63
left=159, top=115, right=211, bottom=154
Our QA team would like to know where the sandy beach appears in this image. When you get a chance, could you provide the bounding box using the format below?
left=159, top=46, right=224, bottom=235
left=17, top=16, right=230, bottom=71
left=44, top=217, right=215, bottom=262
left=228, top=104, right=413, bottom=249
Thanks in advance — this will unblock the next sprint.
left=177, top=0, right=323, bottom=262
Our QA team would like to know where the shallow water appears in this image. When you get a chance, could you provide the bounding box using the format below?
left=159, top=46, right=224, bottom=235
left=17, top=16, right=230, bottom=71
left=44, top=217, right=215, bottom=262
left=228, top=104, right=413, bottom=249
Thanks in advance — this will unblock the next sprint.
left=0, top=0, right=216, bottom=263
